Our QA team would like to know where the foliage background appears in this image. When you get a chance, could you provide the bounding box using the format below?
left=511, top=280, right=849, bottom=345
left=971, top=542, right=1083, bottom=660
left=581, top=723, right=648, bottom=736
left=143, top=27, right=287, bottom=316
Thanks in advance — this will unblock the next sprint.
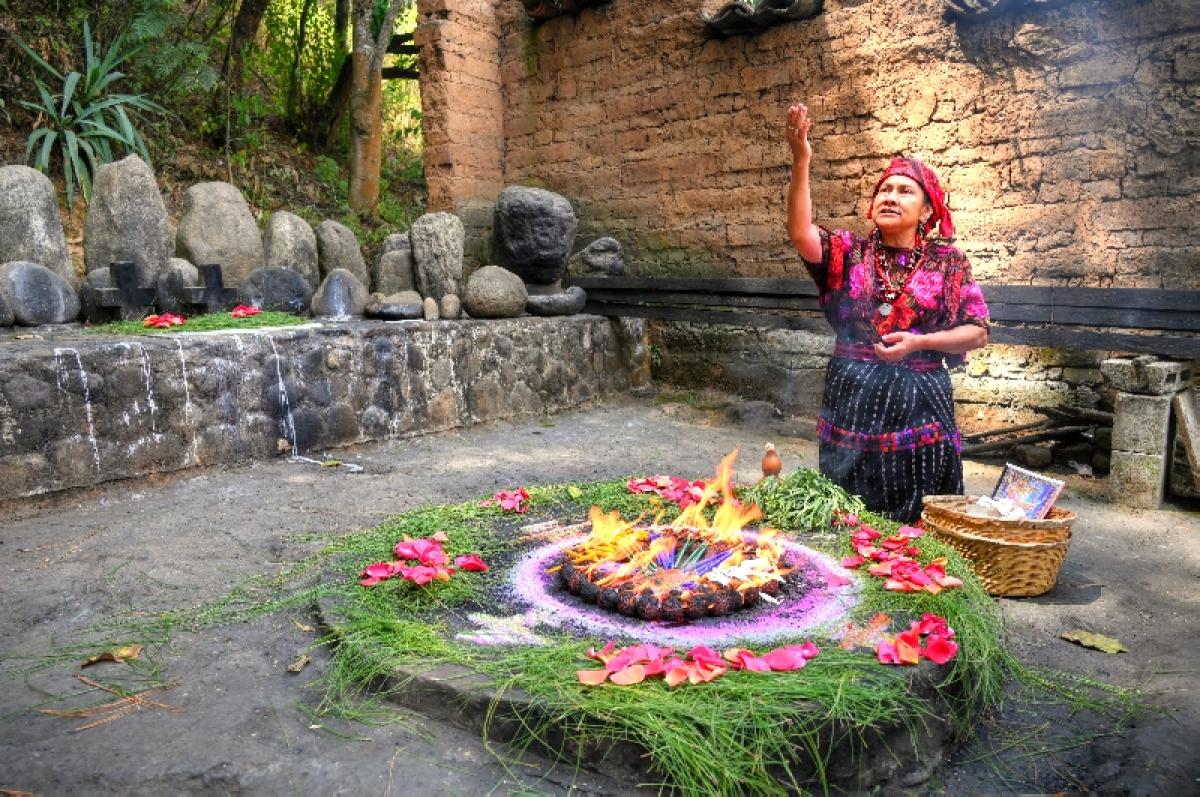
left=0, top=0, right=426, bottom=274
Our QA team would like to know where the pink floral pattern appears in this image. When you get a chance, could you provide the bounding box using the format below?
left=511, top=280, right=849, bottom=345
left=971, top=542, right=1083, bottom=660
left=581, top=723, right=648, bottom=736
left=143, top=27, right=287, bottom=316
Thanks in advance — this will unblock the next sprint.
left=907, top=268, right=944, bottom=310
left=847, top=260, right=871, bottom=300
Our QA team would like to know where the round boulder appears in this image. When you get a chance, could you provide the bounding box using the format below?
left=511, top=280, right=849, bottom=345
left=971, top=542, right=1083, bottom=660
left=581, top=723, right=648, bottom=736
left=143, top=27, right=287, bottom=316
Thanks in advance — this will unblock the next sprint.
left=0, top=261, right=81, bottom=325
left=463, top=266, right=527, bottom=319
left=264, top=211, right=319, bottom=288
left=409, top=212, right=464, bottom=301
left=239, top=266, right=314, bottom=314
left=175, top=182, right=264, bottom=286
left=315, top=220, right=368, bottom=287
left=525, top=285, right=587, bottom=316
left=311, top=269, right=369, bottom=319
left=492, top=186, right=577, bottom=286
left=0, top=165, right=74, bottom=286
left=84, top=154, right=172, bottom=287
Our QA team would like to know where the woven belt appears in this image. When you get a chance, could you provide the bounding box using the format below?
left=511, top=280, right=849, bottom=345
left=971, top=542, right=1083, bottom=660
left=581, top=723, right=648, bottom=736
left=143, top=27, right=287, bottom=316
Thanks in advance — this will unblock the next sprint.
left=833, top=341, right=944, bottom=372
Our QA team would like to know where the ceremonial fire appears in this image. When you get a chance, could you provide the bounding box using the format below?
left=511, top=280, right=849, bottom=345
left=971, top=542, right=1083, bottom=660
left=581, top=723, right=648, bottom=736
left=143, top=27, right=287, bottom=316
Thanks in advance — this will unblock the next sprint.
left=553, top=452, right=799, bottom=621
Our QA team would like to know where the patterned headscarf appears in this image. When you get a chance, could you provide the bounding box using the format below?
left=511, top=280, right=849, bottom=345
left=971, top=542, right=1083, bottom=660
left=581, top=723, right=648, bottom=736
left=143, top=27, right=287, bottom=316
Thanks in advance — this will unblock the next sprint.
left=866, top=156, right=955, bottom=240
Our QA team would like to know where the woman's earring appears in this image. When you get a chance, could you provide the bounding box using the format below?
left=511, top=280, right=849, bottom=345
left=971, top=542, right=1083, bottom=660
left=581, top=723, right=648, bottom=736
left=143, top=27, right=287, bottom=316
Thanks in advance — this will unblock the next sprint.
left=917, top=218, right=929, bottom=239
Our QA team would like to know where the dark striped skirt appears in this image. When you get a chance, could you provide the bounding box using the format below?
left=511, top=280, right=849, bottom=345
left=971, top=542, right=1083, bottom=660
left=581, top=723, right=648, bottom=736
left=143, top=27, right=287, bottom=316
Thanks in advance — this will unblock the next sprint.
left=817, top=356, right=964, bottom=523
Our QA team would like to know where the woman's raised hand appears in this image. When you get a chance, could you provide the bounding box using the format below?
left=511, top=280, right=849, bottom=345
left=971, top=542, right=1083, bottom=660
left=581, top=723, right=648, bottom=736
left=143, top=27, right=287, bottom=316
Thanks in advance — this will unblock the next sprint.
left=786, top=103, right=813, bottom=162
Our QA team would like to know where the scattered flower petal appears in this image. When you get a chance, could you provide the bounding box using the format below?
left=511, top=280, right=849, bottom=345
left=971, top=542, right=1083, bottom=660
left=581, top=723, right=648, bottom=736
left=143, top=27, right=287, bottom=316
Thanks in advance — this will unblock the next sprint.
left=229, top=304, right=262, bottom=318
left=455, top=554, right=489, bottom=572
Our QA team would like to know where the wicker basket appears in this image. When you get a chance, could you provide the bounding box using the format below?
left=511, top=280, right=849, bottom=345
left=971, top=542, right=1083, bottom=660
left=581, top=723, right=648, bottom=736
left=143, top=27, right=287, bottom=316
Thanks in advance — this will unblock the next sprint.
left=921, top=495, right=1075, bottom=597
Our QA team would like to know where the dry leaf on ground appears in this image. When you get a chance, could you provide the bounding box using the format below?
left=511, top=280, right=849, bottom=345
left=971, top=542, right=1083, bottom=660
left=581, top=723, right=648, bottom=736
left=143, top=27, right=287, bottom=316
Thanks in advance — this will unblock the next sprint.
left=1060, top=629, right=1128, bottom=654
left=81, top=644, right=143, bottom=667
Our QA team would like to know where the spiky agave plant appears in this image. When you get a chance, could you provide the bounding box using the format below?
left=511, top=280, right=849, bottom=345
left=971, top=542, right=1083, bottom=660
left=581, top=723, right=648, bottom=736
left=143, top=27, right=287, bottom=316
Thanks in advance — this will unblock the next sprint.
left=14, top=21, right=166, bottom=208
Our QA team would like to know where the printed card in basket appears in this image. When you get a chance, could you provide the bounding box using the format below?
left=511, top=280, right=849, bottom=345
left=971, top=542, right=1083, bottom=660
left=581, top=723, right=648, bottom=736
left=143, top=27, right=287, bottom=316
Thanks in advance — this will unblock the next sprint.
left=991, top=463, right=1065, bottom=520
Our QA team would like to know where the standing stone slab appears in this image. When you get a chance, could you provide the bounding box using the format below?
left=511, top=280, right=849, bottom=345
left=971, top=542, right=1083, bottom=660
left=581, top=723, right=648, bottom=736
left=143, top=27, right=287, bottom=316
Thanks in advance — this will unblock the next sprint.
left=311, top=269, right=369, bottom=318
left=0, top=261, right=81, bottom=325
left=410, top=212, right=464, bottom=301
left=264, top=211, right=319, bottom=287
left=1111, top=392, right=1173, bottom=455
left=315, top=220, right=369, bottom=286
left=175, top=182, right=264, bottom=286
left=1109, top=450, right=1167, bottom=508
left=84, top=155, right=172, bottom=287
left=373, top=232, right=415, bottom=294
left=0, top=165, right=74, bottom=286
left=492, top=186, right=577, bottom=286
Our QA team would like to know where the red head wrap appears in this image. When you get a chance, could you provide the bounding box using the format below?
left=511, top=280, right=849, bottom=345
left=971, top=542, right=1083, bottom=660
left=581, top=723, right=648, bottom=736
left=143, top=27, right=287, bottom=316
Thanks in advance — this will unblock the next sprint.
left=866, top=156, right=955, bottom=240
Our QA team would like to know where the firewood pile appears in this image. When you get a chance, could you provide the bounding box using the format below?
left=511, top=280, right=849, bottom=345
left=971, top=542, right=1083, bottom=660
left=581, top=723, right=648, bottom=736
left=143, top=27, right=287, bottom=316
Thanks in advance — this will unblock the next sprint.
left=962, top=404, right=1114, bottom=475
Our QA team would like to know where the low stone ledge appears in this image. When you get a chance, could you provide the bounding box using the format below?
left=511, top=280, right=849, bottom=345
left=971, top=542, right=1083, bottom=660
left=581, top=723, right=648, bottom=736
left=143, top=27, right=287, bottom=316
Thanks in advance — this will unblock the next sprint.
left=0, top=316, right=635, bottom=500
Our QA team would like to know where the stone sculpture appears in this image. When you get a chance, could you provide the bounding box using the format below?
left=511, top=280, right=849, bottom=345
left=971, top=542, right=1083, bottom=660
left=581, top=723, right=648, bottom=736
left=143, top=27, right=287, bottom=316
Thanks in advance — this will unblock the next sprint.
left=492, top=186, right=577, bottom=288
left=701, top=0, right=824, bottom=36
left=526, top=285, right=587, bottom=316
left=566, top=237, right=625, bottom=278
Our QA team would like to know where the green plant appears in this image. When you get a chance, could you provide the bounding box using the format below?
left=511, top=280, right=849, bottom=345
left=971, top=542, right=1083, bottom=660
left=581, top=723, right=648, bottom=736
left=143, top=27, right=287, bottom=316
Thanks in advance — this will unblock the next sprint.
left=14, top=20, right=166, bottom=207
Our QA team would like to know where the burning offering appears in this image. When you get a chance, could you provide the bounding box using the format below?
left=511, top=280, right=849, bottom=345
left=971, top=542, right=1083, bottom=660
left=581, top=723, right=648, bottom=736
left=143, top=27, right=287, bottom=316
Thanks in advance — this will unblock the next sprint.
left=514, top=451, right=855, bottom=646
left=555, top=453, right=797, bottom=621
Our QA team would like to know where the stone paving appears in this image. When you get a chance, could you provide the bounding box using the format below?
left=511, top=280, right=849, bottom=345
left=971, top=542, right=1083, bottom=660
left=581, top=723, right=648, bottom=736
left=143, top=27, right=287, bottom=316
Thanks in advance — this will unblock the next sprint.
left=1, top=395, right=1197, bottom=795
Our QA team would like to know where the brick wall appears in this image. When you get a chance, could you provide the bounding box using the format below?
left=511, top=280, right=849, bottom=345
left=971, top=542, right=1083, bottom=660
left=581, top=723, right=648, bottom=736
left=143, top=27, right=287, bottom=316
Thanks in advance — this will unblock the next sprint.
left=418, top=0, right=1198, bottom=288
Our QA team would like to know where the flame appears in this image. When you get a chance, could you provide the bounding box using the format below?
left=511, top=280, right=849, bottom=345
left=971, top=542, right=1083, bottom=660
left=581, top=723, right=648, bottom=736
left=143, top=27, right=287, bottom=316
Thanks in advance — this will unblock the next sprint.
left=557, top=450, right=792, bottom=612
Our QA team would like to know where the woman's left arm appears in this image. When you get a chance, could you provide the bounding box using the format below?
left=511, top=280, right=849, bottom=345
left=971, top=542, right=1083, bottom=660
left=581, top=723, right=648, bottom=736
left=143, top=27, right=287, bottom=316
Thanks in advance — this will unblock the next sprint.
left=873, top=325, right=988, bottom=362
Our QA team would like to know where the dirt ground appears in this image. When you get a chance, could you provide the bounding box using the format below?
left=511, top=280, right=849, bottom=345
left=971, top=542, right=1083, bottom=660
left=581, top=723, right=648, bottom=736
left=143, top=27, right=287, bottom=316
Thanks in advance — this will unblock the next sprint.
left=1, top=393, right=1198, bottom=796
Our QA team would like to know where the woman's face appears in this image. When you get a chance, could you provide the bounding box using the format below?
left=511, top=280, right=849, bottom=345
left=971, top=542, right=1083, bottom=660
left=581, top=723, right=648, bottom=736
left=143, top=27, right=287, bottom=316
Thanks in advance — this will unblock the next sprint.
left=871, top=175, right=931, bottom=237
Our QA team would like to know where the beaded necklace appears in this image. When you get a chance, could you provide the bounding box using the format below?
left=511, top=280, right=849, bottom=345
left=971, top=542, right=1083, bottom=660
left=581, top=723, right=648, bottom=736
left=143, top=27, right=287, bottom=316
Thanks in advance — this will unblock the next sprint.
left=871, top=229, right=923, bottom=318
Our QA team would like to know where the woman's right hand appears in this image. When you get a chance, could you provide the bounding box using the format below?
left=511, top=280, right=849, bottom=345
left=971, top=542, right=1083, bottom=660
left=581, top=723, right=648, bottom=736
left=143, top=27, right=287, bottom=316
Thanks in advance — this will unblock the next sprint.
left=787, top=103, right=813, bottom=162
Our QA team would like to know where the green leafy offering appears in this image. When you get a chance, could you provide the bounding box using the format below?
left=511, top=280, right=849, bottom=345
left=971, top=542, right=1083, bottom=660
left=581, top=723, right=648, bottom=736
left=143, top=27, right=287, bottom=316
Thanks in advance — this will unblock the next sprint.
left=743, top=468, right=866, bottom=531
left=1060, top=630, right=1128, bottom=654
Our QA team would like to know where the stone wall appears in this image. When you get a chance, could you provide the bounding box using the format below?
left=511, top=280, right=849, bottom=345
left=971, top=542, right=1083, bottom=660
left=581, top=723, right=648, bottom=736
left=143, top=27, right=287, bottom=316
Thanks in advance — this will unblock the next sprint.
left=650, top=323, right=1108, bottom=433
left=0, top=316, right=636, bottom=499
left=418, top=0, right=1197, bottom=288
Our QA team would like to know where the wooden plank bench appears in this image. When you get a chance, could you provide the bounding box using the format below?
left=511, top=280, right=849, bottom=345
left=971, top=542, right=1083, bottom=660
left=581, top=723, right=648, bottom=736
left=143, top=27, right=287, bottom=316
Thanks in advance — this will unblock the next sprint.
left=563, top=276, right=1200, bottom=360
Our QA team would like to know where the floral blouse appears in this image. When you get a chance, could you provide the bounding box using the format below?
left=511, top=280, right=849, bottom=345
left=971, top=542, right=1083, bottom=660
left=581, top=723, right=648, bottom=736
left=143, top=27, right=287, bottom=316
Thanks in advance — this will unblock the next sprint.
left=802, top=227, right=990, bottom=366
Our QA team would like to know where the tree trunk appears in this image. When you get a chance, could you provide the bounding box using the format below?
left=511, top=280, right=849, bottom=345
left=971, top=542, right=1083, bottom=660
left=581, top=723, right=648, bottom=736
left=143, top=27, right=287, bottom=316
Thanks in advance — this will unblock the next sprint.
left=286, top=0, right=318, bottom=123
left=221, top=0, right=272, bottom=98
left=347, top=0, right=405, bottom=217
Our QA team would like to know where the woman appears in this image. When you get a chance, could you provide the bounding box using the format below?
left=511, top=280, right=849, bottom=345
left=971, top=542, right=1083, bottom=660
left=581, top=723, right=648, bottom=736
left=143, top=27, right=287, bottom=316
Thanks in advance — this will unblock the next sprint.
left=785, top=102, right=990, bottom=522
